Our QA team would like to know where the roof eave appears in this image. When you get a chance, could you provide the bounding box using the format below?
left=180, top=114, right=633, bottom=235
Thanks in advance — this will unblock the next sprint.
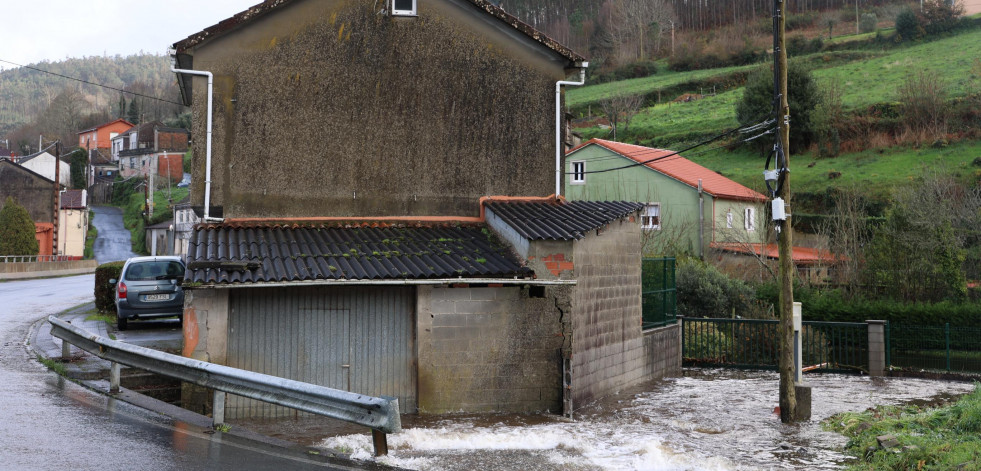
left=187, top=277, right=573, bottom=290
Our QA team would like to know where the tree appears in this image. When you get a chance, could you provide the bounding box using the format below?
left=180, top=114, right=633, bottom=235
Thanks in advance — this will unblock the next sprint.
left=0, top=197, right=40, bottom=256
left=736, top=61, right=820, bottom=154
left=38, top=87, right=87, bottom=146
left=599, top=94, right=643, bottom=140
left=897, top=71, right=950, bottom=145
left=127, top=98, right=142, bottom=125
left=69, top=148, right=88, bottom=189
left=894, top=7, right=923, bottom=41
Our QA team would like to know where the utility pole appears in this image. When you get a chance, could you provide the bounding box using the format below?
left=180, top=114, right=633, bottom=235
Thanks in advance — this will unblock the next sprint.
left=773, top=0, right=805, bottom=424
left=53, top=142, right=61, bottom=257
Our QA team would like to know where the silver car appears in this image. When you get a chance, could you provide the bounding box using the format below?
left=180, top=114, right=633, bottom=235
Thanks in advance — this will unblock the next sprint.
left=111, top=256, right=186, bottom=330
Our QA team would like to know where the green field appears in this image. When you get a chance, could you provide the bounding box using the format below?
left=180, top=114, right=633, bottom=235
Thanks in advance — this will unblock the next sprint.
left=570, top=27, right=981, bottom=200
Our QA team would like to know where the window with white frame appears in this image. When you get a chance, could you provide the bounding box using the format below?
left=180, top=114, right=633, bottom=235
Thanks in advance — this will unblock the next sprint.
left=571, top=161, right=585, bottom=183
left=642, top=203, right=661, bottom=230
left=744, top=207, right=756, bottom=231
left=726, top=210, right=733, bottom=229
left=392, top=0, right=416, bottom=16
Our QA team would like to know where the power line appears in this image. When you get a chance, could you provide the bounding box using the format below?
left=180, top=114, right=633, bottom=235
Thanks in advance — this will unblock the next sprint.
left=0, top=58, right=185, bottom=107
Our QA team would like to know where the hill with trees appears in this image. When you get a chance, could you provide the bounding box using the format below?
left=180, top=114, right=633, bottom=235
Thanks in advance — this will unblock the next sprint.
left=0, top=53, right=185, bottom=153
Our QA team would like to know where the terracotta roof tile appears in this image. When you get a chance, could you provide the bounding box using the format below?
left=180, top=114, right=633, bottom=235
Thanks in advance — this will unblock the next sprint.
left=710, top=242, right=845, bottom=265
left=569, top=139, right=768, bottom=203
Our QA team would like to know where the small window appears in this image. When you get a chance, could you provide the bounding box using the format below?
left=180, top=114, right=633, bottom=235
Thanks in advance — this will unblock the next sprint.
left=392, top=0, right=416, bottom=16
left=571, top=161, right=585, bottom=183
left=726, top=210, right=733, bottom=229
left=744, top=207, right=756, bottom=231
left=642, top=203, right=661, bottom=230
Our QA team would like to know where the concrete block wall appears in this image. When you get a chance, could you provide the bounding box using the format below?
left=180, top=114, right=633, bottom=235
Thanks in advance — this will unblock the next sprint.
left=417, top=286, right=564, bottom=413
left=568, top=216, right=646, bottom=406
left=643, top=324, right=682, bottom=379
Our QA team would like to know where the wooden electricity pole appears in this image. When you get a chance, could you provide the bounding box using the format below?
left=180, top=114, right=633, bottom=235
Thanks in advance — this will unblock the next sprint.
left=773, top=0, right=797, bottom=424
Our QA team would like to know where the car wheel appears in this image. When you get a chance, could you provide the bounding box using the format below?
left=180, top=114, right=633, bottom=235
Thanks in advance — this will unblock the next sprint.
left=117, top=316, right=128, bottom=331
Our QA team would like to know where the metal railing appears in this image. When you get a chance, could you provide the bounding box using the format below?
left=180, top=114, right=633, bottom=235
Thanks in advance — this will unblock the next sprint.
left=48, top=316, right=400, bottom=456
left=889, top=323, right=981, bottom=373
left=1, top=255, right=83, bottom=263
left=682, top=317, right=869, bottom=372
left=642, top=257, right=677, bottom=329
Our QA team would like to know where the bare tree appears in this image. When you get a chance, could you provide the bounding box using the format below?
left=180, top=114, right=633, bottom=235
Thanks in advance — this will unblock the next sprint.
left=609, top=0, right=676, bottom=61
left=38, top=87, right=87, bottom=146
left=897, top=71, right=950, bottom=145
left=599, top=94, right=643, bottom=140
left=820, top=186, right=871, bottom=296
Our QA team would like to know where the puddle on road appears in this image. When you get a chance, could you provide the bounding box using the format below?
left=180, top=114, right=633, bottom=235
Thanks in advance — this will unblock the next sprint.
left=241, top=369, right=978, bottom=470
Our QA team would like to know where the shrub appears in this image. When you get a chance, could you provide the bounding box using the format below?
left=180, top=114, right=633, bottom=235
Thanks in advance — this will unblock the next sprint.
left=895, top=7, right=923, bottom=41
left=859, top=12, right=879, bottom=33
left=94, top=261, right=125, bottom=313
left=677, top=257, right=763, bottom=318
left=0, top=197, right=40, bottom=256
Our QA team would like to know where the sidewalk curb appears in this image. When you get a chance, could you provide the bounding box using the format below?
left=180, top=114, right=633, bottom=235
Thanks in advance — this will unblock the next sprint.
left=27, top=307, right=388, bottom=470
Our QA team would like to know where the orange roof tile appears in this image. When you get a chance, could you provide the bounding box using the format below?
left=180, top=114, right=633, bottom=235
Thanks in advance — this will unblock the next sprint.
left=710, top=242, right=846, bottom=265
left=568, top=139, right=768, bottom=203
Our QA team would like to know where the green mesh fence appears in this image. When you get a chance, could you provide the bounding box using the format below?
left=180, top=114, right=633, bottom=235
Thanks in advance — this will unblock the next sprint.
left=889, top=323, right=981, bottom=373
left=642, top=258, right=677, bottom=329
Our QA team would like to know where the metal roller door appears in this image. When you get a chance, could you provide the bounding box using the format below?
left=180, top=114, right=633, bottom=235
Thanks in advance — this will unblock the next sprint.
left=226, top=285, right=417, bottom=418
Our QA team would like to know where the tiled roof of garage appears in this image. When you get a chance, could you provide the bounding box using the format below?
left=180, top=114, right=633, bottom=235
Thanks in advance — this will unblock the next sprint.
left=184, top=223, right=532, bottom=285
left=485, top=200, right=644, bottom=240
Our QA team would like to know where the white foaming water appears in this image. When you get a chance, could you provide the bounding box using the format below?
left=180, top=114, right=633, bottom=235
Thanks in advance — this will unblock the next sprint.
left=316, top=370, right=976, bottom=471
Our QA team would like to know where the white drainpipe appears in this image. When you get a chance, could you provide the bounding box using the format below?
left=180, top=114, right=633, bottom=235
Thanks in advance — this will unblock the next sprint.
left=555, top=63, right=588, bottom=197
left=170, top=60, right=221, bottom=222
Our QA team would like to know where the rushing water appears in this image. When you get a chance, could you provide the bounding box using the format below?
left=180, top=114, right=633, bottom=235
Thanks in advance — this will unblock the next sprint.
left=303, top=369, right=977, bottom=470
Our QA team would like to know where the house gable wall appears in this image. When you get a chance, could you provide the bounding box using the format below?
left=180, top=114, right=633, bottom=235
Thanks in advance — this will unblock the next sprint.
left=0, top=162, right=55, bottom=223
left=184, top=0, right=569, bottom=218
left=563, top=144, right=709, bottom=254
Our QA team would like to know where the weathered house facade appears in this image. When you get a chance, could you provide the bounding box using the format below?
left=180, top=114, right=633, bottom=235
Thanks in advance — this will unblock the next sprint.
left=17, top=151, right=71, bottom=187
left=77, top=118, right=133, bottom=151
left=172, top=0, right=679, bottom=418
left=57, top=189, right=89, bottom=258
left=111, top=122, right=189, bottom=180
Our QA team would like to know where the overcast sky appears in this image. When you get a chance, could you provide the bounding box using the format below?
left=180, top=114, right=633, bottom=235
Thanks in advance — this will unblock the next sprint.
left=1, top=0, right=260, bottom=68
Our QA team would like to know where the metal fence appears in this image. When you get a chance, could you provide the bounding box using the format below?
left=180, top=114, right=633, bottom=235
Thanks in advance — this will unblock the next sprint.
left=889, top=323, right=981, bottom=373
left=682, top=317, right=869, bottom=372
left=642, top=257, right=677, bottom=329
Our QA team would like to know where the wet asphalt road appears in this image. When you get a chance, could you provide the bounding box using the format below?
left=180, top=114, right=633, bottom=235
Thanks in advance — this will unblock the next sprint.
left=91, top=205, right=139, bottom=264
left=0, top=209, right=360, bottom=469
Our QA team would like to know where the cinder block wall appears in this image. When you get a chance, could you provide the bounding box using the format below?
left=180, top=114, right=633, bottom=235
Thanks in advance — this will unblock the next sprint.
left=417, top=286, right=564, bottom=413
left=643, top=324, right=682, bottom=379
left=569, top=217, right=647, bottom=406
left=180, top=288, right=229, bottom=415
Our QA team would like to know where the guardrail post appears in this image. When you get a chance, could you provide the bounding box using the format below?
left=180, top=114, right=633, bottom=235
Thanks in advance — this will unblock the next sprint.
left=109, top=362, right=121, bottom=393
left=372, top=429, right=388, bottom=457
left=60, top=320, right=72, bottom=360
left=213, top=390, right=226, bottom=428
left=866, top=320, right=886, bottom=377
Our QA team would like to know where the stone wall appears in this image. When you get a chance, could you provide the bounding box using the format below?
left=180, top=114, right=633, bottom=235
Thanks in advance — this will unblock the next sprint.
left=417, top=285, right=565, bottom=413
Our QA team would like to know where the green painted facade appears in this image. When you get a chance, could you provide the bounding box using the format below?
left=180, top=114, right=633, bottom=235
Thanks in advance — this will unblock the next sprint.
left=564, top=144, right=765, bottom=256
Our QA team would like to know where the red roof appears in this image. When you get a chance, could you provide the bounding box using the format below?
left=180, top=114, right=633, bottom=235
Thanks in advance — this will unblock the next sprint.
left=710, top=242, right=845, bottom=266
left=78, top=118, right=134, bottom=134
left=568, top=139, right=767, bottom=203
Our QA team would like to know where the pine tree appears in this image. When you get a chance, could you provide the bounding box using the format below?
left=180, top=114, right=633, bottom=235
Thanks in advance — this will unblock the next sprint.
left=0, top=197, right=40, bottom=256
left=127, top=99, right=141, bottom=125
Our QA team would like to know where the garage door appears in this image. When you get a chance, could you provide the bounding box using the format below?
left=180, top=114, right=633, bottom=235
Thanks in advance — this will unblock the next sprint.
left=226, top=285, right=417, bottom=418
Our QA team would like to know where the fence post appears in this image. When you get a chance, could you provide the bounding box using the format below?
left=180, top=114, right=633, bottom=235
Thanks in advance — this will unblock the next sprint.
left=109, top=362, right=121, bottom=393
left=678, top=316, right=685, bottom=359
left=945, top=323, right=951, bottom=372
left=372, top=429, right=389, bottom=456
left=213, top=390, right=226, bottom=428
left=866, top=320, right=886, bottom=376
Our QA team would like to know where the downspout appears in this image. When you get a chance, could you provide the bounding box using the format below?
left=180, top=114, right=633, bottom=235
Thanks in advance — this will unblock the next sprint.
left=698, top=179, right=704, bottom=260
left=555, top=63, right=588, bottom=197
left=170, top=59, right=221, bottom=222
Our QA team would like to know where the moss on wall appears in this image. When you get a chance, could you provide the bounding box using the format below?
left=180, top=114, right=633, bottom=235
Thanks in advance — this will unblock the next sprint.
left=189, top=1, right=564, bottom=218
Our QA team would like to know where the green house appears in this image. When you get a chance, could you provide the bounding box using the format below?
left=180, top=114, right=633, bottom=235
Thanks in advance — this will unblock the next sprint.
left=564, top=139, right=768, bottom=256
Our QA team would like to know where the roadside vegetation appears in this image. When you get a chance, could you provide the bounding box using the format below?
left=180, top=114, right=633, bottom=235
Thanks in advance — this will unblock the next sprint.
left=111, top=176, right=188, bottom=255
left=826, top=385, right=981, bottom=470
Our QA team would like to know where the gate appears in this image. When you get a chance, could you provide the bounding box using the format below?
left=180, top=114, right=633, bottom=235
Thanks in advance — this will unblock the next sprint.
left=642, top=257, right=677, bottom=329
left=227, top=285, right=417, bottom=418
left=682, top=317, right=869, bottom=372
left=88, top=181, right=113, bottom=204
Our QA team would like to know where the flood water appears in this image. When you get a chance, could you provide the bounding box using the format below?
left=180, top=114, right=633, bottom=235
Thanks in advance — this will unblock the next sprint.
left=243, top=369, right=978, bottom=470
left=238, top=368, right=974, bottom=471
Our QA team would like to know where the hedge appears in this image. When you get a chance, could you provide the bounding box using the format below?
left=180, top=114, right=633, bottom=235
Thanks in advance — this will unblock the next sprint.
left=95, top=261, right=125, bottom=313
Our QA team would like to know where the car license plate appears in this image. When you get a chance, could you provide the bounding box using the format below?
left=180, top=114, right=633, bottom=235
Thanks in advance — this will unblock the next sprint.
left=145, top=294, right=170, bottom=301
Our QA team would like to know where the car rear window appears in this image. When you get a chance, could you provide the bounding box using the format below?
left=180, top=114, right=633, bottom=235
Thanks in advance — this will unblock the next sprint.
left=125, top=261, right=185, bottom=281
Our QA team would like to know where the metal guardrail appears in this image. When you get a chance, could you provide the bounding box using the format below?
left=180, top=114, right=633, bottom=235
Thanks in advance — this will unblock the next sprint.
left=48, top=316, right=401, bottom=456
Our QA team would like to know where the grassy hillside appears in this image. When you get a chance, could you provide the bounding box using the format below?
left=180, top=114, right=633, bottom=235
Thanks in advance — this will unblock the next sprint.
left=570, top=26, right=981, bottom=207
